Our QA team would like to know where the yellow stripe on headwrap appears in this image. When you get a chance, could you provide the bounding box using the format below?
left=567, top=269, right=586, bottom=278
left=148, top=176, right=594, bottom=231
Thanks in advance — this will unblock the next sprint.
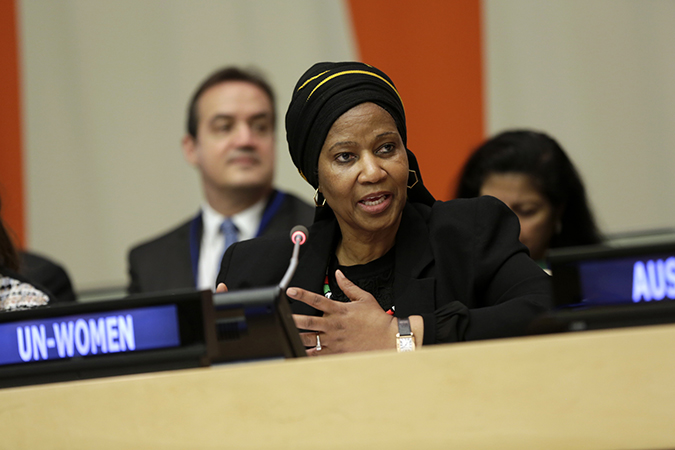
left=296, top=70, right=330, bottom=92
left=306, top=70, right=404, bottom=107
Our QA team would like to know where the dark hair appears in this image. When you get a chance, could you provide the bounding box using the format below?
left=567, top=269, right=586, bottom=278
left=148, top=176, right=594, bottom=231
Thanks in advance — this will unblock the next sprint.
left=0, top=198, right=19, bottom=271
left=186, top=66, right=275, bottom=138
left=456, top=129, right=602, bottom=249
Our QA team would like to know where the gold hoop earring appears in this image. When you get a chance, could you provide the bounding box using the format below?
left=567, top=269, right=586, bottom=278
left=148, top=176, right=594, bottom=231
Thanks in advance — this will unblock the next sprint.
left=314, top=188, right=326, bottom=207
left=407, top=169, right=419, bottom=189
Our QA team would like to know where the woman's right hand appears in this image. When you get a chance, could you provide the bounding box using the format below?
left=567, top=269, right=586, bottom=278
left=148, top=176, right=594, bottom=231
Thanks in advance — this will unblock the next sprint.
left=288, top=270, right=399, bottom=355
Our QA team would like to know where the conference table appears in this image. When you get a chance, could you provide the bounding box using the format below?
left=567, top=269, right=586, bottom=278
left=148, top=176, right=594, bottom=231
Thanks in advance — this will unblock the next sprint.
left=0, top=323, right=673, bottom=449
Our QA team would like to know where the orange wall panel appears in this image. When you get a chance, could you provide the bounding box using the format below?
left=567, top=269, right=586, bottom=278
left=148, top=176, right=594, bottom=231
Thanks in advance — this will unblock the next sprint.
left=0, top=0, right=25, bottom=247
left=347, top=0, right=484, bottom=200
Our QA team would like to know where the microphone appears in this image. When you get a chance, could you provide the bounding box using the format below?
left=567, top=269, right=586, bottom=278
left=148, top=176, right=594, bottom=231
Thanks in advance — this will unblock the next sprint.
left=290, top=225, right=308, bottom=245
left=279, top=225, right=308, bottom=290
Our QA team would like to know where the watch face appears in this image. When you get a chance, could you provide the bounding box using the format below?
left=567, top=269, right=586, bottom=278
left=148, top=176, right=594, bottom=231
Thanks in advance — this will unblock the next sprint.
left=397, top=336, right=415, bottom=352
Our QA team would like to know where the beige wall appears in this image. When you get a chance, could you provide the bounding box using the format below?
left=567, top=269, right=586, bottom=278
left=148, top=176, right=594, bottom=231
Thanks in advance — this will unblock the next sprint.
left=18, top=0, right=675, bottom=291
left=19, top=0, right=356, bottom=291
left=485, top=0, right=675, bottom=236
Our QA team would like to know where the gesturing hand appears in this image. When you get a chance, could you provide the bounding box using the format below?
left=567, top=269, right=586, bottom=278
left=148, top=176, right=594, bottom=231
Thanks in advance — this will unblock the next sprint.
left=288, top=270, right=398, bottom=356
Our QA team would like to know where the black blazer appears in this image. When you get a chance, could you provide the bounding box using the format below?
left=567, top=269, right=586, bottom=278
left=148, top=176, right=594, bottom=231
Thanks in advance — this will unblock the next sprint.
left=19, top=252, right=77, bottom=303
left=218, top=196, right=552, bottom=344
left=127, top=190, right=314, bottom=294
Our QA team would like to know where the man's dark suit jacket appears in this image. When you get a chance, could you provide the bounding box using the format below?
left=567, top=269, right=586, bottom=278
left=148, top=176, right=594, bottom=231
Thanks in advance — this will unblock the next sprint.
left=128, top=190, right=313, bottom=294
left=218, top=197, right=552, bottom=344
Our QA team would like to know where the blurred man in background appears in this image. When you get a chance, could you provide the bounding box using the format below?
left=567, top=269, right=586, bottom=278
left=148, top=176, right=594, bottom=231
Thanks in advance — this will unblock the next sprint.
left=128, top=67, right=313, bottom=294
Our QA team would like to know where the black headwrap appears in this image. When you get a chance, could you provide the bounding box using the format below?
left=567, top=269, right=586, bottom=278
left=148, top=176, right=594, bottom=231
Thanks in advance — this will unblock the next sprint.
left=285, top=61, right=435, bottom=209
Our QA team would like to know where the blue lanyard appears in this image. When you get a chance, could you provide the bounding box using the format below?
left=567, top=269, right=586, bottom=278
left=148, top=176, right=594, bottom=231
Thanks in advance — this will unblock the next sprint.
left=188, top=190, right=287, bottom=287
left=256, top=190, right=285, bottom=238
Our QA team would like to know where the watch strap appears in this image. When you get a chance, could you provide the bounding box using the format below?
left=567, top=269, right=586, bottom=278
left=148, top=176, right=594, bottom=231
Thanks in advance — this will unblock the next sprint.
left=397, top=317, right=412, bottom=336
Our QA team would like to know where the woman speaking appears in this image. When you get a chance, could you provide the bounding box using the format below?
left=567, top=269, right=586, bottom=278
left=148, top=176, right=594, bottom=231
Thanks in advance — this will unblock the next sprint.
left=217, top=61, right=551, bottom=355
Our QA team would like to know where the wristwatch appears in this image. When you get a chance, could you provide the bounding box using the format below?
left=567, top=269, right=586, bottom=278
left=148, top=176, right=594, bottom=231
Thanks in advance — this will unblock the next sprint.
left=396, top=317, right=416, bottom=352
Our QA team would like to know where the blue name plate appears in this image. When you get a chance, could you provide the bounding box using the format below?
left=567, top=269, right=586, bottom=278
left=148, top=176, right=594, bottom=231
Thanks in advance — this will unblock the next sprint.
left=0, top=305, right=180, bottom=366
left=578, top=254, right=675, bottom=305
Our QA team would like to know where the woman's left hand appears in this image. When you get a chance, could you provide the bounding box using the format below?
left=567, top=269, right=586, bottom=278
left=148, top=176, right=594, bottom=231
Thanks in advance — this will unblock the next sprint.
left=289, top=270, right=398, bottom=356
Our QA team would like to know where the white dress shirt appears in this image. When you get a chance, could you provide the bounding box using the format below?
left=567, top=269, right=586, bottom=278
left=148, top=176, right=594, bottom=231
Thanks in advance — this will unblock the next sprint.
left=197, top=198, right=267, bottom=291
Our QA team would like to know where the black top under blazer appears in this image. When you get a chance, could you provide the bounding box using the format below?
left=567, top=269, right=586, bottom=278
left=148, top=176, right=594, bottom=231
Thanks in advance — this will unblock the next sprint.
left=217, top=196, right=552, bottom=344
left=128, top=191, right=314, bottom=294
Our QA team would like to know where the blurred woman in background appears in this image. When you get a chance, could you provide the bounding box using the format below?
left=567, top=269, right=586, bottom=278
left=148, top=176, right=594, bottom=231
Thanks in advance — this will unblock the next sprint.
left=456, top=130, right=602, bottom=264
left=1, top=198, right=52, bottom=310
